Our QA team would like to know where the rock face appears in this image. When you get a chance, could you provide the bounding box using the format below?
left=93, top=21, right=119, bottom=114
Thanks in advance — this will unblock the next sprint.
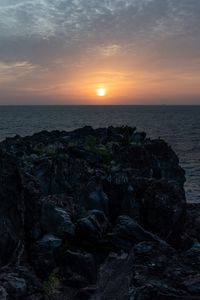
left=141, top=180, right=186, bottom=246
left=0, top=126, right=199, bottom=299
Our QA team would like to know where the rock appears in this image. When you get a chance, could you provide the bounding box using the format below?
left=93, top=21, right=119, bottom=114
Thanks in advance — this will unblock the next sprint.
left=1, top=273, right=27, bottom=299
left=131, top=132, right=146, bottom=143
left=91, top=251, right=134, bottom=300
left=60, top=250, right=97, bottom=285
left=104, top=173, right=140, bottom=222
left=79, top=181, right=109, bottom=216
left=0, top=150, right=24, bottom=266
left=133, top=240, right=200, bottom=298
left=77, top=210, right=110, bottom=243
left=31, top=234, right=62, bottom=277
left=141, top=180, right=186, bottom=246
left=144, top=139, right=186, bottom=185
left=182, top=275, right=200, bottom=295
left=0, top=126, right=195, bottom=299
left=0, top=217, right=19, bottom=266
left=0, top=286, right=7, bottom=300
left=109, top=215, right=165, bottom=251
left=41, top=202, right=75, bottom=238
left=186, top=203, right=200, bottom=242
left=74, top=286, right=96, bottom=300
left=133, top=284, right=200, bottom=300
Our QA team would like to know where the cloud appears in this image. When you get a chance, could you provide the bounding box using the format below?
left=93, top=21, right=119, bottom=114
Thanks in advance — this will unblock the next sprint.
left=0, top=0, right=200, bottom=103
left=0, top=61, right=36, bottom=82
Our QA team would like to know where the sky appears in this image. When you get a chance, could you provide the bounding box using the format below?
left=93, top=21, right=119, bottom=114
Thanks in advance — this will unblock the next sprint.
left=0, top=0, right=200, bottom=105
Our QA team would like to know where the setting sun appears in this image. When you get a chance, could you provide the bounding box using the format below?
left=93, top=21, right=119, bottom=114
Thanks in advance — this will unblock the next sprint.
left=96, top=87, right=107, bottom=97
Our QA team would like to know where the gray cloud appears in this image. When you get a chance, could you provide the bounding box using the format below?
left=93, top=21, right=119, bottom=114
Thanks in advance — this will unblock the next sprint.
left=0, top=0, right=200, bottom=103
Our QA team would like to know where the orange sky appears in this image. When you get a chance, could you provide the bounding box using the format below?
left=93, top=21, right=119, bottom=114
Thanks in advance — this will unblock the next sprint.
left=0, top=0, right=200, bottom=105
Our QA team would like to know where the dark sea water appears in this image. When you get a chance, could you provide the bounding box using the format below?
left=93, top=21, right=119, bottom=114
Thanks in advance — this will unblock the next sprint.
left=0, top=105, right=199, bottom=203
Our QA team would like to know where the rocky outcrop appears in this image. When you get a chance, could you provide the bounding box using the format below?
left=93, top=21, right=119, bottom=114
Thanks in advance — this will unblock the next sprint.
left=0, top=126, right=199, bottom=299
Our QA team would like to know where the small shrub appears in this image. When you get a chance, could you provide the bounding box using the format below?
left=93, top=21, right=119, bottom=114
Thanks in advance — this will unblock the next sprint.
left=43, top=272, right=60, bottom=295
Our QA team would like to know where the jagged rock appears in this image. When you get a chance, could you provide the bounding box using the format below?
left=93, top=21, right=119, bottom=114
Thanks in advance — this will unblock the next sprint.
left=1, top=273, right=27, bottom=299
left=131, top=132, right=146, bottom=143
left=40, top=202, right=75, bottom=238
left=0, top=217, right=19, bottom=266
left=0, top=150, right=24, bottom=266
left=0, top=126, right=198, bottom=299
left=141, top=180, right=186, bottom=246
left=31, top=234, right=62, bottom=277
left=109, top=215, right=165, bottom=251
left=186, top=203, right=200, bottom=242
left=60, top=250, right=97, bottom=286
left=77, top=210, right=110, bottom=243
left=132, top=284, right=200, bottom=300
left=144, top=139, right=186, bottom=185
left=133, top=240, right=200, bottom=298
left=0, top=286, right=7, bottom=300
left=182, top=275, right=200, bottom=295
left=91, top=252, right=134, bottom=300
left=79, top=180, right=109, bottom=216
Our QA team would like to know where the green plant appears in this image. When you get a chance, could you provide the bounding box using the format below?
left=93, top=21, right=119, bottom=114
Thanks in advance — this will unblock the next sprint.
left=96, top=147, right=112, bottom=165
left=43, top=272, right=60, bottom=295
left=84, top=135, right=97, bottom=150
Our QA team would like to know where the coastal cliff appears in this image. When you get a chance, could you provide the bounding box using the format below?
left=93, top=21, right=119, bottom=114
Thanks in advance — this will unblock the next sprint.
left=0, top=126, right=199, bottom=299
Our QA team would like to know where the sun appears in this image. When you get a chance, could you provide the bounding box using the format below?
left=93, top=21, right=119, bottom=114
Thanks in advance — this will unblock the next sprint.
left=96, top=87, right=107, bottom=97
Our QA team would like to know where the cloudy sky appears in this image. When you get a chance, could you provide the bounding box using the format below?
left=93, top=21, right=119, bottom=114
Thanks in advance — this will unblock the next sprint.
left=0, top=0, right=200, bottom=104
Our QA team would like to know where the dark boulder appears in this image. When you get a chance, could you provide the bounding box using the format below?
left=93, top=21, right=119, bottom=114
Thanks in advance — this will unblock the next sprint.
left=0, top=150, right=24, bottom=266
left=0, top=218, right=19, bottom=266
left=133, top=284, right=200, bottom=300
left=109, top=215, right=166, bottom=251
left=0, top=266, right=47, bottom=300
left=60, top=250, right=97, bottom=286
left=0, top=286, right=7, bottom=300
left=144, top=139, right=186, bottom=185
left=40, top=202, right=75, bottom=238
left=91, top=251, right=134, bottom=300
left=141, top=180, right=186, bottom=246
left=31, top=234, right=62, bottom=277
left=131, top=132, right=146, bottom=143
left=76, top=210, right=110, bottom=243
left=0, top=273, right=27, bottom=299
left=79, top=180, right=109, bottom=216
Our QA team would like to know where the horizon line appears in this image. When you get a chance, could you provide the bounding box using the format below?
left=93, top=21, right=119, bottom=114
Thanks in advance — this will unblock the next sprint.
left=0, top=104, right=199, bottom=107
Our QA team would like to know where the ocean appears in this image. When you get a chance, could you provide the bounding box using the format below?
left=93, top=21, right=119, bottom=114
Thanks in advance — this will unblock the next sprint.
left=0, top=105, right=199, bottom=203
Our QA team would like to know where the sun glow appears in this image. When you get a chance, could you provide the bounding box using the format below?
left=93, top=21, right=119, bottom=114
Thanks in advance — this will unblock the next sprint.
left=96, top=87, right=107, bottom=97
